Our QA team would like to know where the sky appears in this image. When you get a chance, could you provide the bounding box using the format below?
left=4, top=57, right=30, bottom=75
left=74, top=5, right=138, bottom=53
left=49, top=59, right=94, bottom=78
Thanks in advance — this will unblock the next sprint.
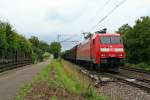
left=0, top=0, right=150, bottom=50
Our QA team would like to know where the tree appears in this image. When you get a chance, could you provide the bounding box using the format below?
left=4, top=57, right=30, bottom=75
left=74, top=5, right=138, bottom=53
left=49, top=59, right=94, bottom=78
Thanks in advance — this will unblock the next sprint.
left=49, top=42, right=61, bottom=59
left=0, top=20, right=33, bottom=60
left=116, top=24, right=132, bottom=35
left=39, top=41, right=50, bottom=52
left=0, top=22, right=8, bottom=49
left=117, top=16, right=150, bottom=64
left=0, top=20, right=51, bottom=63
left=29, top=36, right=51, bottom=61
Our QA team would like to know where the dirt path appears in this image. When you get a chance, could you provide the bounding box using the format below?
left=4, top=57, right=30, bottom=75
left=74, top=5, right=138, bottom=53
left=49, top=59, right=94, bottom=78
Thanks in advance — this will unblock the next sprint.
left=0, top=60, right=50, bottom=100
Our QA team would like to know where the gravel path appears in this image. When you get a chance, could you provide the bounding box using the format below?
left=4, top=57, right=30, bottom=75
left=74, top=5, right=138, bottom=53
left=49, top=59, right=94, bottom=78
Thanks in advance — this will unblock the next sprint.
left=0, top=60, right=50, bottom=100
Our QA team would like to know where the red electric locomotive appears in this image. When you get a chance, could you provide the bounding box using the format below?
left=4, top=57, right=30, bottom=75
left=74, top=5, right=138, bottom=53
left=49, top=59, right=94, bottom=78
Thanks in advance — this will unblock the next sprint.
left=76, top=31, right=125, bottom=72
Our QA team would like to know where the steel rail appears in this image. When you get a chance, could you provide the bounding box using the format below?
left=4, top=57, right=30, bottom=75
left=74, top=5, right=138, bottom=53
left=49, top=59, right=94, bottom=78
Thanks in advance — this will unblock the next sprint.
left=103, top=73, right=150, bottom=93
left=120, top=66, right=150, bottom=74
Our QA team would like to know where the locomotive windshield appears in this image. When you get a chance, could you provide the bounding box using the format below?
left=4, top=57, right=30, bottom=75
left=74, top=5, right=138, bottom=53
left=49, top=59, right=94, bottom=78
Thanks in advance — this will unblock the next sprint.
left=100, top=36, right=122, bottom=44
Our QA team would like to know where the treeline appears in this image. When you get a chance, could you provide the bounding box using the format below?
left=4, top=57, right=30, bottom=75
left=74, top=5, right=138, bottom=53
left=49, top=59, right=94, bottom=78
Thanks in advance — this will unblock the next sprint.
left=117, top=16, right=150, bottom=68
left=29, top=36, right=51, bottom=62
left=0, top=21, right=32, bottom=63
left=0, top=20, right=53, bottom=63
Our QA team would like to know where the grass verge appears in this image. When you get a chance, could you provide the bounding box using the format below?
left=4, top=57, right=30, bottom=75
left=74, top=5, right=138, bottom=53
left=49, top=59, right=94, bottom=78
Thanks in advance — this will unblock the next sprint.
left=16, top=59, right=107, bottom=100
left=127, top=62, right=150, bottom=71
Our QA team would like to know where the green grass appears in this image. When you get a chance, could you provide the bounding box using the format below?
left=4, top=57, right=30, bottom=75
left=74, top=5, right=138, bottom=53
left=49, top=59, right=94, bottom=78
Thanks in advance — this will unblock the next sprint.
left=16, top=63, right=52, bottom=100
left=51, top=96, right=57, bottom=100
left=54, top=60, right=107, bottom=100
left=127, top=62, right=150, bottom=71
left=16, top=84, right=32, bottom=100
left=16, top=59, right=107, bottom=100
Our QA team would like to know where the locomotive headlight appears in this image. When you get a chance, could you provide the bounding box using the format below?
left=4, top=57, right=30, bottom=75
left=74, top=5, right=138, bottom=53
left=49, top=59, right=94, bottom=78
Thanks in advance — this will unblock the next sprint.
left=100, top=48, right=109, bottom=52
left=118, top=54, right=123, bottom=56
left=114, top=48, right=124, bottom=52
left=101, top=54, right=105, bottom=57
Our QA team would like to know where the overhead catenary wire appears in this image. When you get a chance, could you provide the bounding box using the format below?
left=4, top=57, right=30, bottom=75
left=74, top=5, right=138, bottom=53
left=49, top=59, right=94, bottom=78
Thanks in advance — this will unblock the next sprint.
left=89, top=0, right=112, bottom=23
left=91, top=0, right=126, bottom=31
left=61, top=41, right=79, bottom=43
left=59, top=34, right=79, bottom=43
left=61, top=0, right=126, bottom=50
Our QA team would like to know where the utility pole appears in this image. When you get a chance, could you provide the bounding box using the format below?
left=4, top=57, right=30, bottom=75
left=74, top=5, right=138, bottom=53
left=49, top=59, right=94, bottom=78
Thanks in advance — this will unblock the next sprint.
left=57, top=34, right=61, bottom=42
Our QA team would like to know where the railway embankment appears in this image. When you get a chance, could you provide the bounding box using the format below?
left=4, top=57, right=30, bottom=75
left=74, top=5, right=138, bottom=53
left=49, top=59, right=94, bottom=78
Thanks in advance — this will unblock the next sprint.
left=16, top=59, right=106, bottom=100
left=62, top=60, right=150, bottom=100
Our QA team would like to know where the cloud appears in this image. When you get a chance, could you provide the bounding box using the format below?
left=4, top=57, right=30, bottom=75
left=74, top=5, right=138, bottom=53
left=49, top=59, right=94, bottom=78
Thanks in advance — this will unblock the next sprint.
left=0, top=0, right=150, bottom=50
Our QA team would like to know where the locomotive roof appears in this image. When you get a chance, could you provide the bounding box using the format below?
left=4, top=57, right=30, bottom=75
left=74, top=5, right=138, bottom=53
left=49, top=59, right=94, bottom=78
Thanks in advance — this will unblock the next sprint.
left=91, top=33, right=120, bottom=39
left=96, top=33, right=120, bottom=36
left=78, top=33, right=120, bottom=46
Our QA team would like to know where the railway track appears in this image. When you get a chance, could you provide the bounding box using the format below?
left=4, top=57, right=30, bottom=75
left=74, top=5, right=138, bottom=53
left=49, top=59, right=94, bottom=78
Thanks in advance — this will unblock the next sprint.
left=119, top=66, right=150, bottom=84
left=72, top=62, right=150, bottom=93
left=118, top=72, right=150, bottom=84
left=103, top=72, right=150, bottom=93
left=120, top=66, right=150, bottom=74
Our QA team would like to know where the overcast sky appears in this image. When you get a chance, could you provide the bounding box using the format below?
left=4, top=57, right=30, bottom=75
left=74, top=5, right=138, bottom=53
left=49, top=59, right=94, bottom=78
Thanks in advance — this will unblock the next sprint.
left=0, top=0, right=150, bottom=50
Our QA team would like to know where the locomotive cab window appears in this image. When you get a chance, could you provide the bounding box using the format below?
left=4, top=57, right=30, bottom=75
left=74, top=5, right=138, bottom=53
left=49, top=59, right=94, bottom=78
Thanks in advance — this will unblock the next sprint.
left=111, top=36, right=122, bottom=44
left=100, top=36, right=122, bottom=44
left=100, top=36, right=110, bottom=44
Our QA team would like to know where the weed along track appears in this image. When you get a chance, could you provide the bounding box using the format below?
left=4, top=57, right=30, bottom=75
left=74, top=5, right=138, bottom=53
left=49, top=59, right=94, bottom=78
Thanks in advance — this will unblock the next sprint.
left=17, top=59, right=107, bottom=100
left=63, top=60, right=150, bottom=100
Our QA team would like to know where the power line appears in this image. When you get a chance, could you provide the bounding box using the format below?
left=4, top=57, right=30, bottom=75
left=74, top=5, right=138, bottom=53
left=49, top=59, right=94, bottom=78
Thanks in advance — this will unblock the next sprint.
left=59, top=34, right=79, bottom=43
left=91, top=0, right=126, bottom=30
left=89, top=0, right=112, bottom=23
left=61, top=41, right=79, bottom=43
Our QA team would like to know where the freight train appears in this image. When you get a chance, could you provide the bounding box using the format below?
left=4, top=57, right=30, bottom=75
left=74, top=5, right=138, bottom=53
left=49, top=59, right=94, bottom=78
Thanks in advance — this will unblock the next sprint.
left=62, top=31, right=125, bottom=72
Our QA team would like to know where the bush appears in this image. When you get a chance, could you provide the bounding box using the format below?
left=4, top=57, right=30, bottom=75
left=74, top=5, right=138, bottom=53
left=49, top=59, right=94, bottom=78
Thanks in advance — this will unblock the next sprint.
left=136, top=62, right=150, bottom=70
left=42, top=52, right=50, bottom=60
left=31, top=52, right=37, bottom=63
left=49, top=42, right=61, bottom=59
